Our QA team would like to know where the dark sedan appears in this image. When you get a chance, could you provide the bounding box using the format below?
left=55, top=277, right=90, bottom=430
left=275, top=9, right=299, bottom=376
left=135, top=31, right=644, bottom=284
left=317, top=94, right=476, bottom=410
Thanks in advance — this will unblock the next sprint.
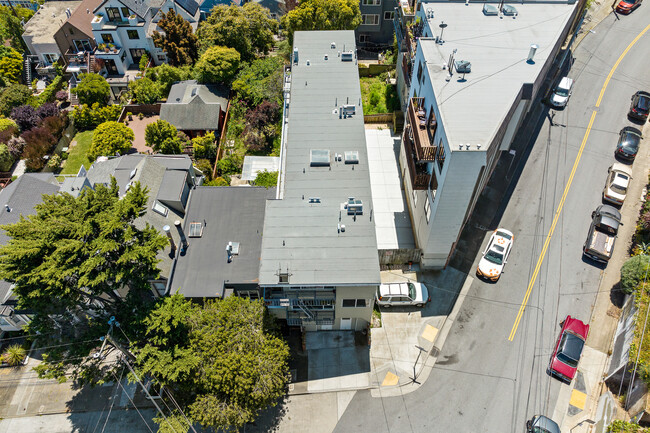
left=615, top=126, right=643, bottom=161
left=629, top=91, right=650, bottom=121
left=616, top=0, right=643, bottom=13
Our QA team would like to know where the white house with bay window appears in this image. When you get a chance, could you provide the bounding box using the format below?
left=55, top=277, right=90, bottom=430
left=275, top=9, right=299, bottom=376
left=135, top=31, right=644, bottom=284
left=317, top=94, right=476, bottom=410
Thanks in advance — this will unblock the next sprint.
left=90, top=0, right=200, bottom=95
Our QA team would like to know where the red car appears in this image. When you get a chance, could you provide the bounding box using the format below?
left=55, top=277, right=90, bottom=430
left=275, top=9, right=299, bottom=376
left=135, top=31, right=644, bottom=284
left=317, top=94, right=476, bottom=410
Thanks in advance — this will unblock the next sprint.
left=548, top=315, right=589, bottom=383
left=616, top=0, right=642, bottom=13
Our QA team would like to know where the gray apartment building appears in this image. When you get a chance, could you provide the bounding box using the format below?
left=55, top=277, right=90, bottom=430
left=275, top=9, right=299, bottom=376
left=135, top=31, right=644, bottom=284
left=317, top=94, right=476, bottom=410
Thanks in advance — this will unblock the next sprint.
left=356, top=0, right=397, bottom=55
left=258, top=30, right=381, bottom=332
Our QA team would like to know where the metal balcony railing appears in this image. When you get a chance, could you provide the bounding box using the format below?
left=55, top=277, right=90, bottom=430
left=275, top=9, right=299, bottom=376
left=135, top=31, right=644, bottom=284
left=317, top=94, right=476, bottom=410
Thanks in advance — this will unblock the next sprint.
left=407, top=97, right=437, bottom=161
left=403, top=131, right=432, bottom=190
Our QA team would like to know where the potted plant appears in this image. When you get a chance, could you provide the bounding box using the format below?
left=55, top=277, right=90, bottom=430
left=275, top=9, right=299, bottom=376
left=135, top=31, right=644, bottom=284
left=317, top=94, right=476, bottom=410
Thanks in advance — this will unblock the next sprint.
left=127, top=112, right=133, bottom=120
left=98, top=43, right=106, bottom=52
left=138, top=112, right=144, bottom=120
left=108, top=43, right=115, bottom=52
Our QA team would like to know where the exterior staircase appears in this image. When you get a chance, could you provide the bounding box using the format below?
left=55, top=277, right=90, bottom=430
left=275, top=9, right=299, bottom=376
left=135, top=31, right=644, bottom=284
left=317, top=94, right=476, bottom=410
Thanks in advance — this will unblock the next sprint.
left=23, top=57, right=32, bottom=84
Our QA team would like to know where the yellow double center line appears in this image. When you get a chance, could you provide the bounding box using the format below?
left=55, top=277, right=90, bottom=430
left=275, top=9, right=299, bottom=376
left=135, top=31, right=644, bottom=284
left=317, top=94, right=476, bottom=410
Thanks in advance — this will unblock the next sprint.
left=508, top=23, right=650, bottom=342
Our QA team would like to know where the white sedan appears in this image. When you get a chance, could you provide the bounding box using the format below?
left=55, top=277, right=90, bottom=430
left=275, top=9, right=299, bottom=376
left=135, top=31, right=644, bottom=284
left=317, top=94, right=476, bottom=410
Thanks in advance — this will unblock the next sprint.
left=603, top=163, right=632, bottom=206
left=476, top=228, right=514, bottom=281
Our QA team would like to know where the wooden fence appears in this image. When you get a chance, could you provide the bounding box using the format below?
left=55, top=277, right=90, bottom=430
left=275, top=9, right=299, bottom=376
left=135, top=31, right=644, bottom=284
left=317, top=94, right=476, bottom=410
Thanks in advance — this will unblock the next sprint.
left=358, top=63, right=396, bottom=77
left=364, top=113, right=393, bottom=124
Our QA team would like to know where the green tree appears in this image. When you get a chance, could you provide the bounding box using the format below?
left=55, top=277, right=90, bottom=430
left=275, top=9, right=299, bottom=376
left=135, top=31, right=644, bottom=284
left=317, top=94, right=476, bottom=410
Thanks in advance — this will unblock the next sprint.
left=0, top=143, right=14, bottom=171
left=139, top=53, right=149, bottom=71
left=0, top=178, right=167, bottom=383
left=75, top=73, right=111, bottom=106
left=281, top=0, right=361, bottom=43
left=0, top=46, right=23, bottom=84
left=71, top=103, right=122, bottom=131
left=231, top=56, right=284, bottom=105
left=90, top=121, right=134, bottom=160
left=129, top=77, right=161, bottom=104
left=0, top=117, right=18, bottom=133
left=194, top=46, right=240, bottom=84
left=0, top=84, right=33, bottom=117
left=621, top=255, right=650, bottom=294
left=198, top=3, right=278, bottom=61
left=135, top=295, right=289, bottom=432
left=145, top=64, right=193, bottom=96
left=152, top=10, right=199, bottom=66
left=254, top=170, right=278, bottom=188
left=145, top=119, right=182, bottom=154
left=191, top=132, right=216, bottom=160
left=0, top=6, right=34, bottom=52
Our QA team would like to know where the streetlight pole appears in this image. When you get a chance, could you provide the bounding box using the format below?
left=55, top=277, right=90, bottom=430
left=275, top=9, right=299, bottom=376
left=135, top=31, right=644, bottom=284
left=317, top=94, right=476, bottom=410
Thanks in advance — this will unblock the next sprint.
left=410, top=345, right=425, bottom=384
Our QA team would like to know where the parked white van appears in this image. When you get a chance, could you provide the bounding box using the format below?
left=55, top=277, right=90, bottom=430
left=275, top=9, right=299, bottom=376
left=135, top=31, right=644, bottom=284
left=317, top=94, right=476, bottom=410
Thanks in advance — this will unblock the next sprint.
left=550, top=77, right=573, bottom=108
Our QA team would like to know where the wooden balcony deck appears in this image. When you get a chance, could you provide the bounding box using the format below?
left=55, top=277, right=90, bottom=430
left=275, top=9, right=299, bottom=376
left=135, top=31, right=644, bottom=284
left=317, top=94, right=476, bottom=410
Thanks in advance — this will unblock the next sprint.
left=407, top=97, right=436, bottom=162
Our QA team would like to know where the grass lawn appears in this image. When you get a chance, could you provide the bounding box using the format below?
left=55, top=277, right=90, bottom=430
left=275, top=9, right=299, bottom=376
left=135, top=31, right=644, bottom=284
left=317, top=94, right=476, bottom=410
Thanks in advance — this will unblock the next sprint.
left=61, top=131, right=93, bottom=175
left=360, top=75, right=399, bottom=115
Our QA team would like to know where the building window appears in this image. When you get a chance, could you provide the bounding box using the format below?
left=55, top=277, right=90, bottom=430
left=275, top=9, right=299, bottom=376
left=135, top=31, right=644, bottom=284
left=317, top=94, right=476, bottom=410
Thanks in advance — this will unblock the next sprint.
left=106, top=7, right=121, bottom=21
left=417, top=61, right=423, bottom=84
left=150, top=280, right=167, bottom=296
left=427, top=105, right=437, bottom=139
left=361, top=14, right=380, bottom=25
left=69, top=26, right=74, bottom=35
left=127, top=30, right=139, bottom=39
left=424, top=196, right=431, bottom=223
left=43, top=53, right=58, bottom=65
left=151, top=201, right=168, bottom=216
left=342, top=299, right=367, bottom=307
left=74, top=39, right=92, bottom=52
left=412, top=189, right=417, bottom=207
left=101, top=33, right=114, bottom=44
left=157, top=55, right=165, bottom=61
left=362, top=0, right=381, bottom=4
left=121, top=6, right=129, bottom=17
left=358, top=34, right=368, bottom=43
left=437, top=139, right=446, bottom=171
left=384, top=11, right=394, bottom=20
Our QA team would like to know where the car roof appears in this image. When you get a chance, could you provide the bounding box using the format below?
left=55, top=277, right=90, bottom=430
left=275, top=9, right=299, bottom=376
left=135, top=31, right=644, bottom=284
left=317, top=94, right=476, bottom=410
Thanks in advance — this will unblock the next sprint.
left=612, top=172, right=630, bottom=188
left=379, top=282, right=410, bottom=297
left=596, top=204, right=622, bottom=222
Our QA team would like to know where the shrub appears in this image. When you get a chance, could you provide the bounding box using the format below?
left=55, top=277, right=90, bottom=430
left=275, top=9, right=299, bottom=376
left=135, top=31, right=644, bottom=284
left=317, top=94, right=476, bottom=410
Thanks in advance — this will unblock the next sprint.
left=0, top=84, right=33, bottom=117
left=145, top=64, right=193, bottom=96
left=0, top=118, right=18, bottom=140
left=74, top=73, right=110, bottom=106
left=41, top=115, right=67, bottom=139
left=90, top=121, right=134, bottom=160
left=22, top=126, right=56, bottom=171
left=216, top=154, right=242, bottom=175
left=0, top=143, right=14, bottom=171
left=232, top=57, right=284, bottom=105
left=139, top=53, right=149, bottom=71
left=71, top=103, right=122, bottom=130
left=47, top=153, right=62, bottom=169
left=145, top=120, right=181, bottom=153
left=2, top=344, right=26, bottom=366
left=36, top=75, right=64, bottom=106
left=192, top=132, right=216, bottom=160
left=10, top=105, right=40, bottom=132
left=55, top=90, right=68, bottom=102
left=193, top=158, right=213, bottom=180
left=36, top=102, right=60, bottom=120
left=254, top=170, right=278, bottom=188
left=621, top=255, right=650, bottom=294
left=0, top=47, right=23, bottom=84
left=6, top=136, right=25, bottom=159
left=204, top=177, right=229, bottom=186
left=243, top=100, right=280, bottom=152
left=129, top=77, right=161, bottom=104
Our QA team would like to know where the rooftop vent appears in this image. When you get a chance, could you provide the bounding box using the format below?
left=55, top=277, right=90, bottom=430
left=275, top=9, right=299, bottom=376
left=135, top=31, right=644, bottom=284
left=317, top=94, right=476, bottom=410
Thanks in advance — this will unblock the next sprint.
left=129, top=168, right=137, bottom=179
left=482, top=3, right=498, bottom=15
left=341, top=104, right=355, bottom=116
left=527, top=44, right=538, bottom=63
left=191, top=87, right=197, bottom=97
left=331, top=42, right=336, bottom=49
left=226, top=241, right=240, bottom=255
left=293, top=48, right=299, bottom=64
left=308, top=197, right=321, bottom=203
left=502, top=4, right=518, bottom=16
left=347, top=197, right=363, bottom=215
left=454, top=60, right=471, bottom=74
left=310, top=149, right=330, bottom=167
left=344, top=151, right=359, bottom=164
left=341, top=51, right=353, bottom=62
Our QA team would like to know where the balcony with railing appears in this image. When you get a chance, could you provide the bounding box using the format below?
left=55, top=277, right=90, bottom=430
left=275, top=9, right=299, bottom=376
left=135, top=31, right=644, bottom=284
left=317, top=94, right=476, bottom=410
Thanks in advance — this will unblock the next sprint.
left=407, top=97, right=437, bottom=162
left=401, top=55, right=411, bottom=87
left=64, top=49, right=93, bottom=74
left=403, top=132, right=434, bottom=190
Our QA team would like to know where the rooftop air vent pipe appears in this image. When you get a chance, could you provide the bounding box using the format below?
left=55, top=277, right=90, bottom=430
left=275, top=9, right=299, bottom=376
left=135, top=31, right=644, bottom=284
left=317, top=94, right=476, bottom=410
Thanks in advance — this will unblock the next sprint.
left=174, top=220, right=188, bottom=252
left=527, top=44, right=538, bottom=63
left=163, top=225, right=176, bottom=253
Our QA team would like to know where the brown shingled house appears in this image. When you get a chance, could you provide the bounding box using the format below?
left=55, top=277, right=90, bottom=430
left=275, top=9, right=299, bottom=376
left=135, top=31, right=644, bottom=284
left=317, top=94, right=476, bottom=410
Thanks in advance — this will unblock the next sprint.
left=54, top=0, right=102, bottom=80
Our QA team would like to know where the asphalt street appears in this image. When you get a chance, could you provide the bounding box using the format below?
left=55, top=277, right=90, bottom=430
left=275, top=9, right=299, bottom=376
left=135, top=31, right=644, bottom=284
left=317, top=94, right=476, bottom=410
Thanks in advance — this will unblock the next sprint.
left=334, top=7, right=650, bottom=433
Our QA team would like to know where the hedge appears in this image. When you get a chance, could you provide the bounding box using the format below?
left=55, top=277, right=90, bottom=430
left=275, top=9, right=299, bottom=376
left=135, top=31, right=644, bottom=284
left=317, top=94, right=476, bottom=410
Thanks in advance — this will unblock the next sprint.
left=36, top=76, right=64, bottom=107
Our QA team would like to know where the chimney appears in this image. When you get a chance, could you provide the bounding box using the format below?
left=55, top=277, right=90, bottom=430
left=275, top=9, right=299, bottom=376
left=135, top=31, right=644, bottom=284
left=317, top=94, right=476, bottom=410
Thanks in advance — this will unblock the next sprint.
left=4, top=204, right=10, bottom=212
left=174, top=220, right=189, bottom=252
left=527, top=44, right=538, bottom=63
left=162, top=225, right=176, bottom=253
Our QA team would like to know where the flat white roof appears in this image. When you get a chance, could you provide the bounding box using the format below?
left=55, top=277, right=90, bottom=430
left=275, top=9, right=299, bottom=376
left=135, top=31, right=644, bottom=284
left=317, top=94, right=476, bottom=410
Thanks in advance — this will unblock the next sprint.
left=241, top=156, right=280, bottom=181
left=419, top=1, right=577, bottom=148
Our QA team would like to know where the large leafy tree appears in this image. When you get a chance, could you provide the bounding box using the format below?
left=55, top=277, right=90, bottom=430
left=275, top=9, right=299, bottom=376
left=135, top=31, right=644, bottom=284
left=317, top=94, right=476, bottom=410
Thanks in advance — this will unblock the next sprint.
left=90, top=121, right=134, bottom=160
left=0, top=84, right=33, bottom=117
left=145, top=119, right=182, bottom=154
left=152, top=10, right=199, bottom=66
left=198, top=3, right=278, bottom=61
left=128, top=77, right=161, bottom=104
left=145, top=63, right=193, bottom=96
left=0, top=179, right=168, bottom=383
left=0, top=46, right=23, bottom=84
left=231, top=56, right=284, bottom=106
left=194, top=46, right=240, bottom=84
left=135, top=294, right=290, bottom=432
left=75, top=73, right=111, bottom=106
left=0, top=5, right=33, bottom=52
left=281, top=0, right=361, bottom=43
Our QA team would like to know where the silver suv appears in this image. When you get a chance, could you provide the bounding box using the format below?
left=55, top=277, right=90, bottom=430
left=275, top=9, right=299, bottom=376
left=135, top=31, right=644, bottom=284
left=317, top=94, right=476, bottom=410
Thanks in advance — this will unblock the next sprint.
left=375, top=282, right=429, bottom=308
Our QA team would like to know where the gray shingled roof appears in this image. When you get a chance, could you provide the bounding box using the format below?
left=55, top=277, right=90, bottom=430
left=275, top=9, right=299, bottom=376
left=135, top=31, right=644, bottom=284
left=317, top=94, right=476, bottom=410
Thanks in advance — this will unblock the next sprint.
left=169, top=186, right=274, bottom=298
left=161, top=80, right=228, bottom=131
left=258, top=31, right=381, bottom=287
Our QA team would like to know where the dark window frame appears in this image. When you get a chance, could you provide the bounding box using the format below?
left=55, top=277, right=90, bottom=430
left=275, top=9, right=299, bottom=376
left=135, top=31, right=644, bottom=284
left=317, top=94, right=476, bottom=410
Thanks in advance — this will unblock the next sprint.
left=121, top=6, right=129, bottom=17
left=127, top=29, right=139, bottom=39
left=105, top=7, right=121, bottom=21
left=101, top=33, right=114, bottom=44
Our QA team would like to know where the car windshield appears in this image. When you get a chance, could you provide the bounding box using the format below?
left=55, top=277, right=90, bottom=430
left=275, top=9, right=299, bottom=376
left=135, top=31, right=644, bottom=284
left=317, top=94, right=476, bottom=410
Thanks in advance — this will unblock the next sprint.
left=496, top=231, right=512, bottom=240
left=621, top=133, right=640, bottom=151
left=555, top=88, right=569, bottom=97
left=408, top=283, right=416, bottom=300
left=638, top=95, right=650, bottom=112
left=485, top=248, right=504, bottom=265
left=556, top=332, right=584, bottom=368
left=610, top=183, right=627, bottom=194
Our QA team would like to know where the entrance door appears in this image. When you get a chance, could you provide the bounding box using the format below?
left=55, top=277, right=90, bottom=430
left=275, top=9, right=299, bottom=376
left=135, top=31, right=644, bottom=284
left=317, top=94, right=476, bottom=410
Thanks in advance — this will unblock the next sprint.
left=340, top=318, right=352, bottom=330
left=104, top=58, right=118, bottom=75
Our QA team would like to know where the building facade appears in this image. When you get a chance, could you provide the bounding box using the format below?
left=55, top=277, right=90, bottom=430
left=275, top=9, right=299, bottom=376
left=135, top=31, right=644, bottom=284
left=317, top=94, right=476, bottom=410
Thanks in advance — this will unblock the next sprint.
left=395, top=0, right=581, bottom=269
left=258, top=30, right=381, bottom=332
left=356, top=0, right=397, bottom=56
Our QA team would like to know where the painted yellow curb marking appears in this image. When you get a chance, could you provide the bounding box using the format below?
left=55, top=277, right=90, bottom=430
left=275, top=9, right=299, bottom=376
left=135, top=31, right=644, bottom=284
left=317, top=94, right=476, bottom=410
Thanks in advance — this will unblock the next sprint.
left=570, top=389, right=587, bottom=410
left=508, top=23, right=650, bottom=342
left=422, top=324, right=439, bottom=343
left=381, top=371, right=399, bottom=387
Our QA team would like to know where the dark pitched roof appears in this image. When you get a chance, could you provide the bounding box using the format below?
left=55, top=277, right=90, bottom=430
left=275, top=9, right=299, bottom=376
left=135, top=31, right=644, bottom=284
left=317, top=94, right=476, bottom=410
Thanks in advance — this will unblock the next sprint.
left=175, top=0, right=199, bottom=16
left=169, top=186, right=275, bottom=298
left=161, top=80, right=228, bottom=131
left=94, top=0, right=164, bottom=19
left=64, top=0, right=104, bottom=38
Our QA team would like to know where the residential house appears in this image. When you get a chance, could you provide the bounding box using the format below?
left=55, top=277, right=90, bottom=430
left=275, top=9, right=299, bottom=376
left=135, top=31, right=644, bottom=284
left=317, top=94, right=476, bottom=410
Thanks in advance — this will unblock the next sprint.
left=60, top=154, right=203, bottom=295
left=166, top=186, right=275, bottom=299
left=0, top=174, right=60, bottom=332
left=160, top=80, right=228, bottom=138
left=22, top=1, right=83, bottom=80
left=90, top=0, right=200, bottom=98
left=356, top=0, right=396, bottom=56
left=395, top=0, right=581, bottom=269
left=258, top=31, right=381, bottom=332
left=54, top=0, right=103, bottom=81
left=199, top=0, right=285, bottom=20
